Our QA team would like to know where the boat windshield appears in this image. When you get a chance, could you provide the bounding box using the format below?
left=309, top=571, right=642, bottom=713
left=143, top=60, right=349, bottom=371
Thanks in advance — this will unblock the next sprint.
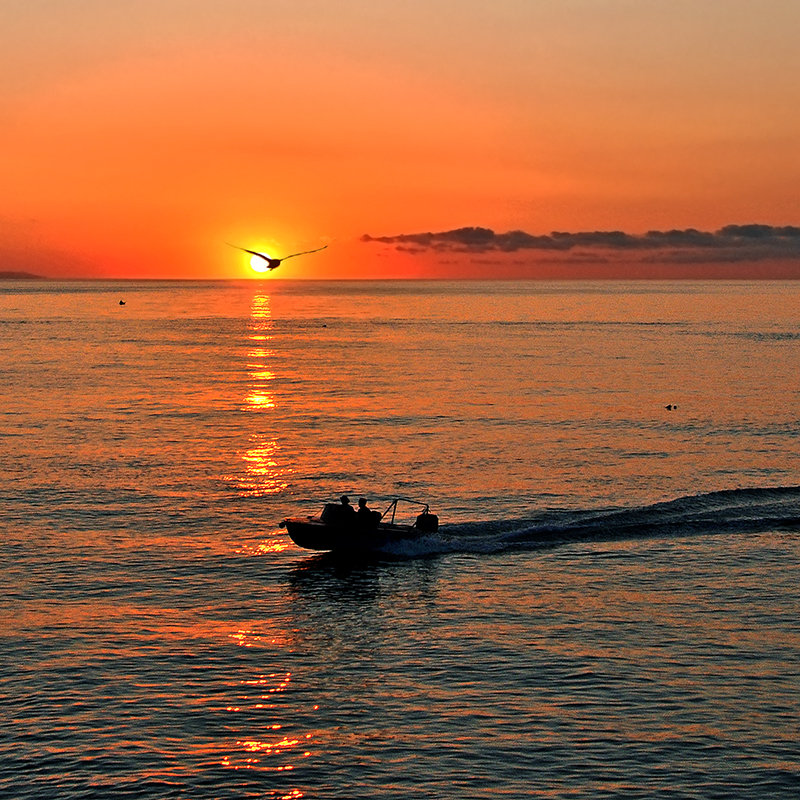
left=381, top=497, right=430, bottom=524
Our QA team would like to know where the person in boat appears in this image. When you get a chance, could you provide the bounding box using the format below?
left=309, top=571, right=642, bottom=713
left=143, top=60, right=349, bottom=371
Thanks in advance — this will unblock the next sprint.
left=340, top=495, right=356, bottom=518
left=357, top=497, right=381, bottom=529
left=319, top=495, right=358, bottom=526
left=357, top=497, right=372, bottom=525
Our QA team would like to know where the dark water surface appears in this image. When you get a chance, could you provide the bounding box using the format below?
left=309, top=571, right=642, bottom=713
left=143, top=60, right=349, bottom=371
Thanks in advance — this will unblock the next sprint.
left=1, top=280, right=799, bottom=798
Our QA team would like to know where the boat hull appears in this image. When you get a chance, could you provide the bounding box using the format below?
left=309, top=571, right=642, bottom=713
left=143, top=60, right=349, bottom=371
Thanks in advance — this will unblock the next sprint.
left=282, top=516, right=422, bottom=552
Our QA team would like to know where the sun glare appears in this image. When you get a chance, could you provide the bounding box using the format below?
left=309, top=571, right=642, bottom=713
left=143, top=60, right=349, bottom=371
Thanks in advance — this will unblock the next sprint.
left=250, top=253, right=271, bottom=273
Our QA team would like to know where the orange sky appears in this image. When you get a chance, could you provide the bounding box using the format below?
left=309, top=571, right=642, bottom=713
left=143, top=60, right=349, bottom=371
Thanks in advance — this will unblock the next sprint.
left=1, top=1, right=799, bottom=279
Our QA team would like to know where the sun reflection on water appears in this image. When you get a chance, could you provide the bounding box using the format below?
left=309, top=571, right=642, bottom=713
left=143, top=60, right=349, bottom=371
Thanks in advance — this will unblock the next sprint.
left=218, top=295, right=311, bottom=795
left=245, top=388, right=276, bottom=409
left=228, top=630, right=291, bottom=649
left=245, top=294, right=276, bottom=413
left=237, top=436, right=290, bottom=495
left=218, top=669, right=315, bottom=789
left=226, top=292, right=293, bottom=496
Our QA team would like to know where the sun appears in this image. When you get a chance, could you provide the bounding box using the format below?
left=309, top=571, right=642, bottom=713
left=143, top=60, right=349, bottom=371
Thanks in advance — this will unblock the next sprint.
left=249, top=253, right=271, bottom=273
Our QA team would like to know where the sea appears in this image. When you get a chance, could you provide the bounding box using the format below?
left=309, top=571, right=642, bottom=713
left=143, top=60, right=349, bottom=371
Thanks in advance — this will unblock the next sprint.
left=1, top=279, right=799, bottom=799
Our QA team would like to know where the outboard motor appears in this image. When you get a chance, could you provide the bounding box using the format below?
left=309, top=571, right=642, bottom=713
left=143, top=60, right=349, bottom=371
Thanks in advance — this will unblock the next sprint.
left=415, top=512, right=439, bottom=532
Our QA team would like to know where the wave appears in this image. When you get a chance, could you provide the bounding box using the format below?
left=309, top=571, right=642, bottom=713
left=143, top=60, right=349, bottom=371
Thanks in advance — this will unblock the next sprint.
left=378, top=485, right=800, bottom=559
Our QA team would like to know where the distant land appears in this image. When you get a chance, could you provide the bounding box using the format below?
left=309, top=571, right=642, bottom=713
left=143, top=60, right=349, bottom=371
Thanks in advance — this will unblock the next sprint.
left=0, top=271, right=47, bottom=280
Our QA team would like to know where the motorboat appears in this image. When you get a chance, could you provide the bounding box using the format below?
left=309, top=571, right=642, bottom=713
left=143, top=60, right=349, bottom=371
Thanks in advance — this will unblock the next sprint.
left=280, top=497, right=439, bottom=552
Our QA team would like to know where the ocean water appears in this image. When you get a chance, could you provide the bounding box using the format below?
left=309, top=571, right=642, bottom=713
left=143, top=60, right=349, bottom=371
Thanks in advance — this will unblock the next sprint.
left=1, top=279, right=799, bottom=799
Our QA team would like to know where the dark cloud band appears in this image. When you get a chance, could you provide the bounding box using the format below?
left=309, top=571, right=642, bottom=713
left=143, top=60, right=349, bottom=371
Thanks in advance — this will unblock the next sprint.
left=362, top=224, right=800, bottom=262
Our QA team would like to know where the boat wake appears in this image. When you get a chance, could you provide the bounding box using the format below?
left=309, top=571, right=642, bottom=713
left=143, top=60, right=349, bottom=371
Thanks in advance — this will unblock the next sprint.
left=375, top=486, right=800, bottom=559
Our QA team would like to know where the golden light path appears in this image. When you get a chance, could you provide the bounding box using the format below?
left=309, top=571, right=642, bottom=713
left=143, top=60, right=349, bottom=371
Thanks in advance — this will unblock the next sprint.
left=217, top=294, right=310, bottom=794
left=218, top=667, right=313, bottom=786
left=234, top=293, right=292, bottom=499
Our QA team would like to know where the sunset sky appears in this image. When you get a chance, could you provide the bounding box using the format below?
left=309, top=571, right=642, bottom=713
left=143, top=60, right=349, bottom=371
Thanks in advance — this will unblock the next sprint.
left=1, top=0, right=799, bottom=279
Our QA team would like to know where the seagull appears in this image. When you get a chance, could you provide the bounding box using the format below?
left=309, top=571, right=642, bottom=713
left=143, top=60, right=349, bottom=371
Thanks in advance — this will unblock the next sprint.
left=227, top=242, right=327, bottom=271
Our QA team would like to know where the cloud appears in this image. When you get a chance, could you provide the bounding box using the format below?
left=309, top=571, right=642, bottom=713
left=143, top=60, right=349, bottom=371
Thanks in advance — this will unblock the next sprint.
left=362, top=224, right=800, bottom=263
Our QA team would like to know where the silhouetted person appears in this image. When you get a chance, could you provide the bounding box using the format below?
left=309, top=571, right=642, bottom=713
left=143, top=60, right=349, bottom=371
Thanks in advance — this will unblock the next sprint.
left=357, top=497, right=373, bottom=523
left=340, top=495, right=356, bottom=519
left=357, top=497, right=381, bottom=530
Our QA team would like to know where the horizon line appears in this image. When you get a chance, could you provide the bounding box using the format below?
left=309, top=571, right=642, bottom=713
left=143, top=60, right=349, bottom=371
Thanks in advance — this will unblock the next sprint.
left=4, top=275, right=800, bottom=284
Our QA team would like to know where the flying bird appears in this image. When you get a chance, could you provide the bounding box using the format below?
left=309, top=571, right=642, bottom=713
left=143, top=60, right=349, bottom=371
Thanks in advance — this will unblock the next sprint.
left=228, top=242, right=327, bottom=272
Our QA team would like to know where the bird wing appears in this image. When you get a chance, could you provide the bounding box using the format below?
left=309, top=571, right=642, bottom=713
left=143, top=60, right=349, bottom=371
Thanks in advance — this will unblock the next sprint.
left=280, top=244, right=328, bottom=261
left=227, top=243, right=272, bottom=260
